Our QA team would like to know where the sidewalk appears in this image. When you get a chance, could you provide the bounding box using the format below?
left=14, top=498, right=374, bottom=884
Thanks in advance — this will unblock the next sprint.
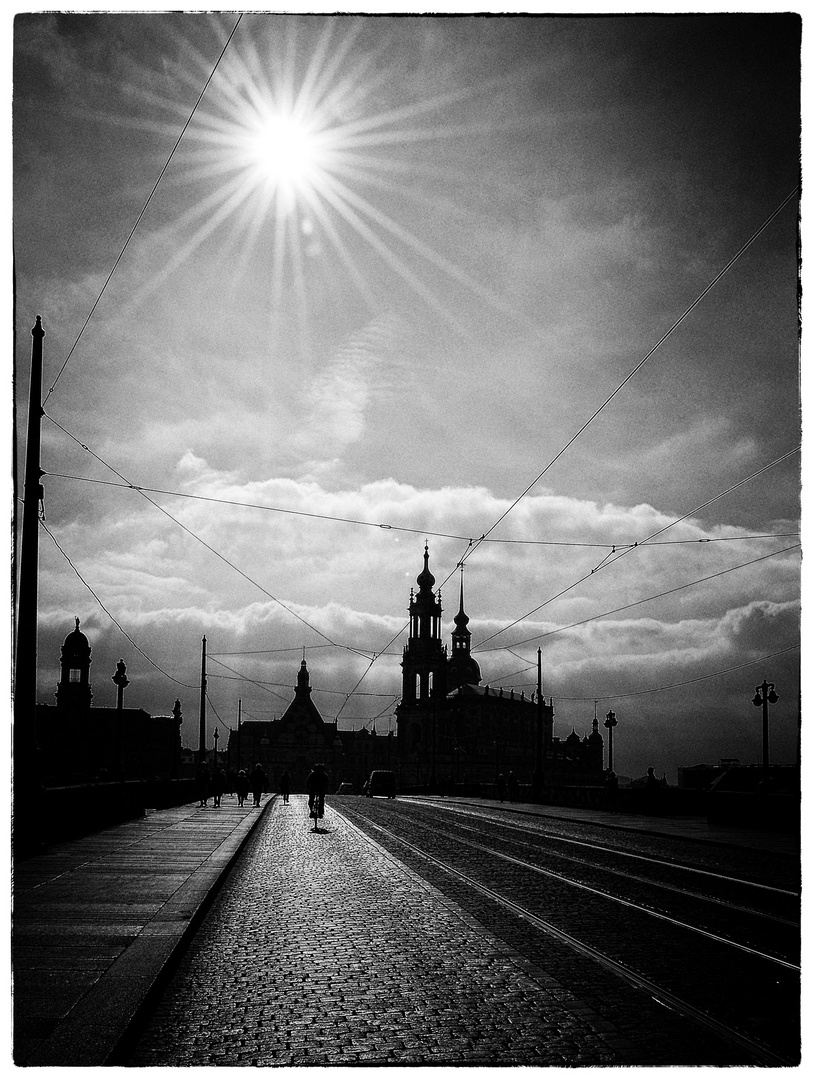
left=12, top=796, right=273, bottom=1067
left=12, top=792, right=798, bottom=1066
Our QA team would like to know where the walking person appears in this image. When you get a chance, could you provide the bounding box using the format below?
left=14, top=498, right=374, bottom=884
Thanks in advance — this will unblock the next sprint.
left=196, top=761, right=210, bottom=808
left=212, top=765, right=226, bottom=808
left=250, top=762, right=268, bottom=807
left=496, top=773, right=506, bottom=803
left=235, top=769, right=249, bottom=808
left=507, top=771, right=519, bottom=803
left=279, top=769, right=291, bottom=805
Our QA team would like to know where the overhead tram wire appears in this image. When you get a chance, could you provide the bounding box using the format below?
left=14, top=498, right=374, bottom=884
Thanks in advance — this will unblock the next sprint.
left=42, top=14, right=244, bottom=408
left=41, top=415, right=371, bottom=659
left=516, top=645, right=800, bottom=703
left=473, top=446, right=801, bottom=649
left=44, top=469, right=799, bottom=550
left=35, top=48, right=796, bottom=715
left=453, top=186, right=799, bottom=576
left=479, top=542, right=800, bottom=655
left=584, top=445, right=801, bottom=578
left=207, top=655, right=397, bottom=698
left=40, top=520, right=198, bottom=690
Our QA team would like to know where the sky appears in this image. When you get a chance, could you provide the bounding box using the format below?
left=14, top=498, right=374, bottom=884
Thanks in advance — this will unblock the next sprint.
left=12, top=8, right=802, bottom=782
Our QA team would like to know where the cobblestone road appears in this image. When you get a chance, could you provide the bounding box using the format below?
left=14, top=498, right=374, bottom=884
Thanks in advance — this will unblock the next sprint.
left=126, top=797, right=652, bottom=1066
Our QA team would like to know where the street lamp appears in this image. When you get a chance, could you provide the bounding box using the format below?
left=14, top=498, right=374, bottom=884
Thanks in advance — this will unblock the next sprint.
left=752, top=680, right=778, bottom=776
left=213, top=727, right=219, bottom=769
left=112, top=659, right=129, bottom=779
left=604, top=709, right=618, bottom=774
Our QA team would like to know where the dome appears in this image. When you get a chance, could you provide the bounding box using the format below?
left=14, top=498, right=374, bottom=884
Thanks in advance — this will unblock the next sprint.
left=416, top=543, right=435, bottom=591
left=62, top=617, right=90, bottom=655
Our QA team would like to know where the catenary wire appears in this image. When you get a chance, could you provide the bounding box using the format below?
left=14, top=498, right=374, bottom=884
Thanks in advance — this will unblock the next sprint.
left=474, top=446, right=800, bottom=648
left=39, top=416, right=799, bottom=719
left=40, top=519, right=198, bottom=689
left=454, top=187, right=799, bottom=575
left=42, top=413, right=372, bottom=658
left=502, top=645, right=800, bottom=701
left=42, top=15, right=244, bottom=407
left=43, top=469, right=799, bottom=550
left=478, top=543, right=800, bottom=653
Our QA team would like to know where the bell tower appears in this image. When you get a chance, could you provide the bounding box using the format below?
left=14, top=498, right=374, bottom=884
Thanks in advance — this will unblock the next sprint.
left=55, top=618, right=93, bottom=711
left=447, top=572, right=481, bottom=692
left=401, top=544, right=447, bottom=704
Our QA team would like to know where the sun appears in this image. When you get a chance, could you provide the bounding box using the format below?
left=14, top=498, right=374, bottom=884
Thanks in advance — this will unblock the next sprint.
left=128, top=17, right=530, bottom=350
left=240, top=108, right=327, bottom=200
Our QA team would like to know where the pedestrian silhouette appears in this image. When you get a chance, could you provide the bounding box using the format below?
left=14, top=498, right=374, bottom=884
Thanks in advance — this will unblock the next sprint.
left=212, top=765, right=226, bottom=807
left=235, top=769, right=249, bottom=808
left=196, top=761, right=210, bottom=807
left=496, top=773, right=506, bottom=802
left=250, top=763, right=268, bottom=807
left=507, top=771, right=519, bottom=803
left=279, top=770, right=291, bottom=805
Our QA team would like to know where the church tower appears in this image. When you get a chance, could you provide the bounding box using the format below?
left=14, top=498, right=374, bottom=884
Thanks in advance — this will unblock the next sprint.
left=55, top=618, right=93, bottom=711
left=447, top=573, right=481, bottom=692
left=401, top=544, right=447, bottom=704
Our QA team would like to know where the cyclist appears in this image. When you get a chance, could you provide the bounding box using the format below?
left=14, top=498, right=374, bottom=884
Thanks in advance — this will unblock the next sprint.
left=306, top=762, right=328, bottom=821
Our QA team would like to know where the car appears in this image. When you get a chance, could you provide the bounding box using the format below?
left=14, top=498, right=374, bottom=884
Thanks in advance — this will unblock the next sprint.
left=365, top=770, right=396, bottom=798
left=336, top=782, right=354, bottom=795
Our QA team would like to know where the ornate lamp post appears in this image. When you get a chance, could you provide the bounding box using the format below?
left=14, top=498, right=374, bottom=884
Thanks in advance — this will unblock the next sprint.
left=533, top=647, right=544, bottom=801
left=752, top=680, right=778, bottom=776
left=111, top=659, right=129, bottom=779
left=213, top=727, right=219, bottom=769
left=604, top=709, right=618, bottom=774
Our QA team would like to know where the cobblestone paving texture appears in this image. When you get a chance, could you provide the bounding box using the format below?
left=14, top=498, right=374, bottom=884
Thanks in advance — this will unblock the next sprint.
left=127, top=796, right=732, bottom=1067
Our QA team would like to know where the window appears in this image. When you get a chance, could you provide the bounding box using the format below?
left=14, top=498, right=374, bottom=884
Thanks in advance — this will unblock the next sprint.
left=69, top=669, right=81, bottom=683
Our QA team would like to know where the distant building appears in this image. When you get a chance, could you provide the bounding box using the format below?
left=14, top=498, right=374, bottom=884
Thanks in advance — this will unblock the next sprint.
left=395, top=546, right=604, bottom=791
left=35, top=620, right=183, bottom=784
left=226, top=658, right=392, bottom=792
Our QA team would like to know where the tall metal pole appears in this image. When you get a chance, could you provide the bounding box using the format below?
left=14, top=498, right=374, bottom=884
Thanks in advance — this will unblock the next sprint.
left=14, top=316, right=45, bottom=853
left=112, top=659, right=129, bottom=779
left=198, top=636, right=207, bottom=764
left=752, top=680, right=778, bottom=776
left=604, top=710, right=617, bottom=774
left=534, top=648, right=543, bottom=801
left=237, top=698, right=242, bottom=772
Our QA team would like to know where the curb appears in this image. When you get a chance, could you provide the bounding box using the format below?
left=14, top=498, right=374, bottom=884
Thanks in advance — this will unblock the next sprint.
left=24, top=797, right=276, bottom=1067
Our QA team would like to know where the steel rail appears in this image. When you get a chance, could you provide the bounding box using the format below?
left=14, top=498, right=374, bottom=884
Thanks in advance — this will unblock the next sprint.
left=340, top=806, right=792, bottom=1067
left=400, top=804, right=798, bottom=928
left=406, top=797, right=800, bottom=897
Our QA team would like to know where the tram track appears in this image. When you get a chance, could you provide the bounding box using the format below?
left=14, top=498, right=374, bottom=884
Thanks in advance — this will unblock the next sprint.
left=335, top=800, right=799, bottom=1066
left=406, top=797, right=800, bottom=903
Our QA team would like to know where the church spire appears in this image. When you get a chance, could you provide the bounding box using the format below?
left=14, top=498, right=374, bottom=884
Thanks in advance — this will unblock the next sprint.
left=447, top=565, right=481, bottom=691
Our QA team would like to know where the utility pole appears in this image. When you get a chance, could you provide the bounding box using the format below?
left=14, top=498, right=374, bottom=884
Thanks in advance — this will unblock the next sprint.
left=198, top=636, right=207, bottom=764
left=14, top=316, right=46, bottom=855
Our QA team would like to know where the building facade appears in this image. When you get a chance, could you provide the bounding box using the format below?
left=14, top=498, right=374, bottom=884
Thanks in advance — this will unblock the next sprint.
left=395, top=546, right=604, bottom=792
left=226, top=658, right=393, bottom=793
left=36, top=621, right=183, bottom=784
